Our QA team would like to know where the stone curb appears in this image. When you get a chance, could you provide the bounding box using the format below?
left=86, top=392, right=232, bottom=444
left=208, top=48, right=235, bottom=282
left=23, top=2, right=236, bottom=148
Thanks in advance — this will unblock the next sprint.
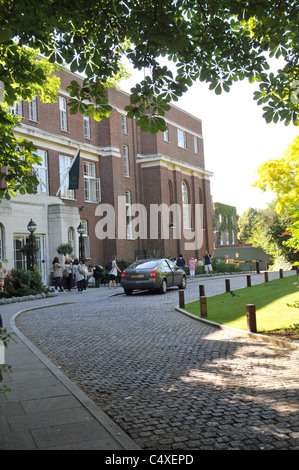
left=10, top=305, right=140, bottom=451
left=175, top=307, right=299, bottom=350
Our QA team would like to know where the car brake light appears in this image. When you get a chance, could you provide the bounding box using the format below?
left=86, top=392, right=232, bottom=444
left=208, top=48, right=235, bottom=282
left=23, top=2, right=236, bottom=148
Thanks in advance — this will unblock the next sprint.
left=149, top=269, right=156, bottom=279
left=121, top=271, right=126, bottom=279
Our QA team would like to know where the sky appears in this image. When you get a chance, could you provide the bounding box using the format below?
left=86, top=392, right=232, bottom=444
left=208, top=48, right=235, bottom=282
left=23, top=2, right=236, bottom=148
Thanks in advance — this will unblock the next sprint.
left=119, top=67, right=298, bottom=217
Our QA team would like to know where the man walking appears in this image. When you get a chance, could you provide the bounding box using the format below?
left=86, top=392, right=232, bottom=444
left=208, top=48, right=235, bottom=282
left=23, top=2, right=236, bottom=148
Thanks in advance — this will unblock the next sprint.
left=203, top=250, right=213, bottom=276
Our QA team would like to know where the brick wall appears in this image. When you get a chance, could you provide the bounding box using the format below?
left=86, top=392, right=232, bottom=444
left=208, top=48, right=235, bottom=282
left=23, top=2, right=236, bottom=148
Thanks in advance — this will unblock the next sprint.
left=10, top=68, right=214, bottom=266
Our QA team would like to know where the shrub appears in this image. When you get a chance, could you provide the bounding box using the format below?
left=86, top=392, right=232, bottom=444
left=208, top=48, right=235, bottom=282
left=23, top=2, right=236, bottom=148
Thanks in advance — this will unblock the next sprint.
left=1, top=267, right=46, bottom=298
left=57, top=243, right=73, bottom=257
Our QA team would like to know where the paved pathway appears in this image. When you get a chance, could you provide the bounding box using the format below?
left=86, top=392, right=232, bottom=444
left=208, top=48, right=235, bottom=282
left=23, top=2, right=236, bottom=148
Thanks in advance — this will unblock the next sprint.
left=0, top=287, right=139, bottom=450
left=1, top=271, right=299, bottom=450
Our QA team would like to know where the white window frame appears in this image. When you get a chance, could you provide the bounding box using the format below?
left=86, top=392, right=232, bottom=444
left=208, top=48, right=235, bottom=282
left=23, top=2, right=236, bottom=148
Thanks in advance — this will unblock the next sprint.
left=10, top=99, right=22, bottom=117
left=59, top=155, right=74, bottom=199
left=123, top=145, right=130, bottom=177
left=125, top=191, right=133, bottom=239
left=80, top=220, right=90, bottom=259
left=164, top=126, right=169, bottom=142
left=68, top=227, right=75, bottom=252
left=59, top=96, right=67, bottom=131
left=28, top=97, right=37, bottom=121
left=83, top=115, right=90, bottom=139
left=121, top=115, right=128, bottom=134
left=84, top=161, right=100, bottom=202
left=33, top=149, right=48, bottom=195
left=177, top=128, right=186, bottom=149
left=182, top=181, right=191, bottom=229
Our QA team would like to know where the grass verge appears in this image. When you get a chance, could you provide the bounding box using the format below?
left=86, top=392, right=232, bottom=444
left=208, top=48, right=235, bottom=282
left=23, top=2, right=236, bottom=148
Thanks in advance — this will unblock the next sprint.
left=184, top=276, right=299, bottom=335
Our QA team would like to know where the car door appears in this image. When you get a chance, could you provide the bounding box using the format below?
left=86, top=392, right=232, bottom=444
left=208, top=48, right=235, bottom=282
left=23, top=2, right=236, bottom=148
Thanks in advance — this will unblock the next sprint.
left=160, top=259, right=174, bottom=287
left=167, top=259, right=182, bottom=286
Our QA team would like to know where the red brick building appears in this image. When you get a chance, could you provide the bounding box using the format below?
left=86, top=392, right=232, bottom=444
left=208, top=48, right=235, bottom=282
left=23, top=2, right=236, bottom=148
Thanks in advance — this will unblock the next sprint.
left=0, top=69, right=214, bottom=282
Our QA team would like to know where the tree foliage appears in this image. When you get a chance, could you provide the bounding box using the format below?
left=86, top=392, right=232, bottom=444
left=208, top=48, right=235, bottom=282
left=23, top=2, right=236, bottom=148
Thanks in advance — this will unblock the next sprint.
left=237, top=207, right=261, bottom=243
left=248, top=205, right=298, bottom=264
left=254, top=135, right=299, bottom=213
left=1, top=0, right=299, bottom=198
left=254, top=135, right=299, bottom=253
left=1, top=0, right=299, bottom=135
left=0, top=44, right=61, bottom=199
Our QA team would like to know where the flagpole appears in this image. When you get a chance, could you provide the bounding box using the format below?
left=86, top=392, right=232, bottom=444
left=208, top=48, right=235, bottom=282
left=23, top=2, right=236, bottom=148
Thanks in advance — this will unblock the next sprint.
left=55, top=148, right=80, bottom=197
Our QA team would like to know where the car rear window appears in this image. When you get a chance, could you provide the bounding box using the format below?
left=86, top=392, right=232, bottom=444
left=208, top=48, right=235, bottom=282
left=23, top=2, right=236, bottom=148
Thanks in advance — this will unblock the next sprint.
left=129, top=260, right=159, bottom=270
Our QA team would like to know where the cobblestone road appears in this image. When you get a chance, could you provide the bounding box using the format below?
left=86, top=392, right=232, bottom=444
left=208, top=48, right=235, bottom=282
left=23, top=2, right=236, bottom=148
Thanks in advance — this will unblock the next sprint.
left=16, top=272, right=299, bottom=450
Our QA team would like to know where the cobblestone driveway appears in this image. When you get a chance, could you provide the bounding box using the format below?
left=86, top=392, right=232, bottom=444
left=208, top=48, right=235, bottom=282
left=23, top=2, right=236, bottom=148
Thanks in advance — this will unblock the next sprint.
left=16, top=273, right=299, bottom=450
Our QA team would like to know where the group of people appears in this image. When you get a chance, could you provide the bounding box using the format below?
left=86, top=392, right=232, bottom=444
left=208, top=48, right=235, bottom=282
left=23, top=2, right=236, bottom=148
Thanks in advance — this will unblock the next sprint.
left=175, top=251, right=213, bottom=278
left=51, top=255, right=121, bottom=294
left=51, top=250, right=213, bottom=293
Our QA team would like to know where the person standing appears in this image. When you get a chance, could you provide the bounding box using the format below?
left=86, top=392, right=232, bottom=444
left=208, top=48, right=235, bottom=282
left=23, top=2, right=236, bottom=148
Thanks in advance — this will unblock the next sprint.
left=109, top=256, right=121, bottom=289
left=188, top=257, right=196, bottom=280
left=63, top=258, right=73, bottom=291
left=93, top=264, right=103, bottom=288
left=203, top=250, right=213, bottom=276
left=52, top=257, right=64, bottom=292
left=176, top=254, right=186, bottom=271
left=72, top=258, right=85, bottom=293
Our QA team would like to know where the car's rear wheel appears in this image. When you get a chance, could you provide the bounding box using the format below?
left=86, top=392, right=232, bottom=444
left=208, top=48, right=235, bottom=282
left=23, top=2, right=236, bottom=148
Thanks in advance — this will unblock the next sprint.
left=179, top=275, right=186, bottom=289
left=124, top=289, right=133, bottom=295
left=159, top=278, right=167, bottom=294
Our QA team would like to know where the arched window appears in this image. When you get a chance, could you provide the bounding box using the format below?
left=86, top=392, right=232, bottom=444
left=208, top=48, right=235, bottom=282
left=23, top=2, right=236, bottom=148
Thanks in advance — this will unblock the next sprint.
left=182, top=181, right=191, bottom=229
left=68, top=227, right=75, bottom=252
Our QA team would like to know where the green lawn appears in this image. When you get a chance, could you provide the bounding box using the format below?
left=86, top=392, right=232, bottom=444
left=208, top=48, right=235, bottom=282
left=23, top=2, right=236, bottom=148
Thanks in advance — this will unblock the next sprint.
left=184, top=276, right=299, bottom=332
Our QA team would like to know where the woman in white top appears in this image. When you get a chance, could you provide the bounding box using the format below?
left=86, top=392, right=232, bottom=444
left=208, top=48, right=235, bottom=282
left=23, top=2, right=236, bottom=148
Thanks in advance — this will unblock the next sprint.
left=72, top=258, right=85, bottom=293
left=109, top=255, right=121, bottom=289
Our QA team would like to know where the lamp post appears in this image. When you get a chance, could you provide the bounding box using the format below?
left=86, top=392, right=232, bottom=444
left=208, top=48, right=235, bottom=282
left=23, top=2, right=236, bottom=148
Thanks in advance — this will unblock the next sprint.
left=27, top=219, right=37, bottom=271
left=77, top=222, right=85, bottom=261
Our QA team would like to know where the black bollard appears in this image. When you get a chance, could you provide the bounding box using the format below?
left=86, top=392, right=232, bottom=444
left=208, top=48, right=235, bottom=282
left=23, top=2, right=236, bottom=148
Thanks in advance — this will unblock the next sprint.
left=179, top=290, right=185, bottom=308
left=199, top=284, right=205, bottom=297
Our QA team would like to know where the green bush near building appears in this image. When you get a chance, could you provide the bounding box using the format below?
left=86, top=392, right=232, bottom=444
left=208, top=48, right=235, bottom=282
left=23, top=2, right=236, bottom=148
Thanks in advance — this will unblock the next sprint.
left=1, top=267, right=46, bottom=298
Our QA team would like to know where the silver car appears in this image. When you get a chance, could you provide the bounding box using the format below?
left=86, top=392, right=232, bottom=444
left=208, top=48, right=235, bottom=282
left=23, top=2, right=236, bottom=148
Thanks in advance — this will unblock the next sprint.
left=120, top=258, right=187, bottom=295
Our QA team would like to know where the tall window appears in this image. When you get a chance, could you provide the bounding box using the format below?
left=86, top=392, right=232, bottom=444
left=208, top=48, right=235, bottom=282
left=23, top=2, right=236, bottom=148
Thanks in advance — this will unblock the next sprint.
left=10, top=99, right=22, bottom=117
left=28, top=97, right=37, bottom=121
left=13, top=234, right=46, bottom=281
left=177, top=128, right=186, bottom=149
left=33, top=149, right=48, bottom=194
left=68, top=227, right=75, bottom=252
left=59, top=96, right=67, bottom=131
left=84, top=161, right=100, bottom=202
left=182, top=181, right=191, bottom=229
left=83, top=115, right=90, bottom=139
left=80, top=220, right=90, bottom=259
left=125, top=191, right=133, bottom=239
left=194, top=136, right=198, bottom=154
left=121, top=115, right=128, bottom=134
left=59, top=155, right=74, bottom=199
left=164, top=126, right=169, bottom=142
left=123, top=145, right=130, bottom=177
